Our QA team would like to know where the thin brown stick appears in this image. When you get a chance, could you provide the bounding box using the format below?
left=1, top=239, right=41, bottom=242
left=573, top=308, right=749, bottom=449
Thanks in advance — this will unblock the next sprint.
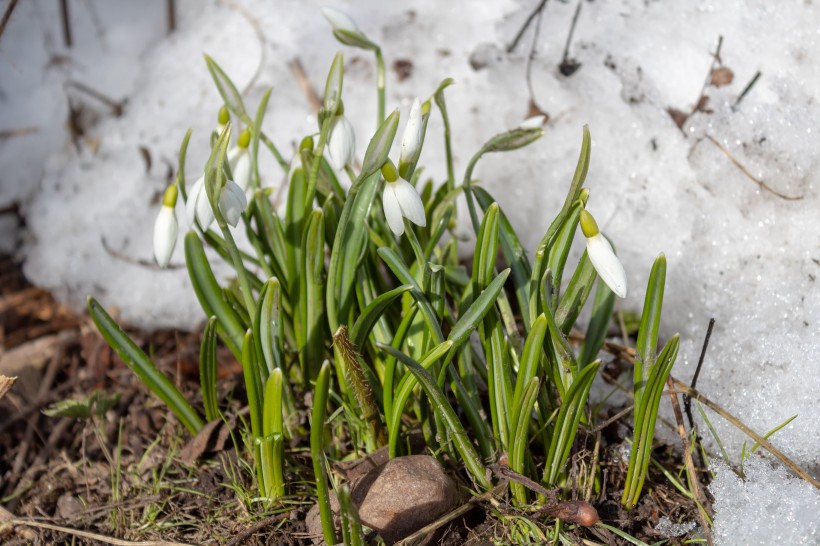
left=166, top=0, right=176, bottom=33
left=732, top=70, right=761, bottom=110
left=507, top=0, right=548, bottom=53
left=225, top=514, right=287, bottom=546
left=669, top=378, right=820, bottom=489
left=0, top=0, right=19, bottom=44
left=59, top=0, right=72, bottom=47
left=0, top=126, right=39, bottom=139
left=591, top=405, right=634, bottom=434
left=705, top=134, right=804, bottom=201
left=666, top=377, right=713, bottom=546
left=7, top=518, right=193, bottom=545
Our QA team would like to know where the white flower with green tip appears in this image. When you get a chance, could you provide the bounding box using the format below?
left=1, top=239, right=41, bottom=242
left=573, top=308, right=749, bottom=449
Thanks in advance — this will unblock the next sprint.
left=321, top=6, right=360, bottom=34
left=580, top=209, right=627, bottom=298
left=399, top=98, right=422, bottom=171
left=381, top=160, right=426, bottom=236
left=153, top=185, right=179, bottom=269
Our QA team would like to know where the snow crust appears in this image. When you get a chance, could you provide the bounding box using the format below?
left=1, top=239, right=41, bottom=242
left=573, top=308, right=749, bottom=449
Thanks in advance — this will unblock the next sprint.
left=1, top=0, right=819, bottom=542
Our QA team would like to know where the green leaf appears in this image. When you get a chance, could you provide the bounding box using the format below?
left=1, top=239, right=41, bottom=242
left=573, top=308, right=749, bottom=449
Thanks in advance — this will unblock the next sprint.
left=311, top=361, right=337, bottom=545
left=360, top=109, right=400, bottom=180
left=350, top=284, right=414, bottom=349
left=622, top=335, right=679, bottom=508
left=635, top=254, right=667, bottom=402
left=204, top=54, right=248, bottom=121
left=378, top=343, right=491, bottom=489
left=299, top=210, right=327, bottom=382
left=510, top=314, right=547, bottom=432
left=200, top=316, right=220, bottom=422
left=472, top=202, right=499, bottom=292
left=184, top=231, right=244, bottom=356
left=323, top=52, right=344, bottom=114
left=578, top=277, right=617, bottom=368
left=473, top=187, right=532, bottom=329
left=509, top=377, right=540, bottom=505
left=87, top=298, right=203, bottom=435
left=255, top=278, right=284, bottom=377
left=448, top=269, right=511, bottom=348
left=544, top=361, right=600, bottom=486
left=555, top=250, right=597, bottom=335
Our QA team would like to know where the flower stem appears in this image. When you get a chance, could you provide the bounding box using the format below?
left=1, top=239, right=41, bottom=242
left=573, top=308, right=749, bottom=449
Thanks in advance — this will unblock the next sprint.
left=375, top=47, right=385, bottom=126
left=219, top=219, right=257, bottom=317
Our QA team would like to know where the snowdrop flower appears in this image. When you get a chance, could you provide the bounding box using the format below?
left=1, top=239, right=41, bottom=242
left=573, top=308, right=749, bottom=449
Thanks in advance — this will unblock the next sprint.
left=321, top=6, right=360, bottom=34
left=185, top=175, right=214, bottom=229
left=228, top=128, right=252, bottom=193
left=398, top=98, right=422, bottom=175
left=327, top=113, right=355, bottom=170
left=153, top=185, right=179, bottom=269
left=381, top=160, right=426, bottom=236
left=580, top=209, right=627, bottom=298
left=218, top=180, right=247, bottom=227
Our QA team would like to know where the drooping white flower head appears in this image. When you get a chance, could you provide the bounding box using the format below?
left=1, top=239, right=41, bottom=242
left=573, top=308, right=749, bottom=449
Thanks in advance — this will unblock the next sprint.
left=321, top=6, right=360, bottom=34
left=580, top=209, right=627, bottom=298
left=381, top=160, right=426, bottom=236
left=399, top=98, right=422, bottom=171
left=153, top=185, right=179, bottom=269
left=218, top=179, right=248, bottom=227
left=326, top=115, right=355, bottom=170
left=228, top=128, right=252, bottom=193
left=185, top=175, right=214, bottom=230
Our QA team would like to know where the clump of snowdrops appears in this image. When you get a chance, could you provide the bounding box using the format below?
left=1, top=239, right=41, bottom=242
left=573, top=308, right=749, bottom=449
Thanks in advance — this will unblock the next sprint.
left=88, top=7, right=679, bottom=542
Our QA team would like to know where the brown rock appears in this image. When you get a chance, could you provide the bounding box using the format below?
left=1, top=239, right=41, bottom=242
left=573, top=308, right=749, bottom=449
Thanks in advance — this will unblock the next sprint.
left=352, top=455, right=459, bottom=544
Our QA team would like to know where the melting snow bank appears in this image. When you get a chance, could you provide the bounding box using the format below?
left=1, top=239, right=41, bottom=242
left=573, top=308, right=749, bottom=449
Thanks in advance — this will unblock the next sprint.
left=710, top=457, right=820, bottom=545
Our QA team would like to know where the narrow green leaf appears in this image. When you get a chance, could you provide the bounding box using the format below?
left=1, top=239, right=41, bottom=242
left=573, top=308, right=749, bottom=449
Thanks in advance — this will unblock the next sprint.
left=204, top=54, right=248, bottom=121
left=378, top=343, right=491, bottom=489
left=87, top=298, right=203, bottom=435
left=509, top=377, right=540, bottom=505
left=448, top=269, right=510, bottom=348
left=255, top=278, right=284, bottom=377
left=635, top=254, right=667, bottom=402
left=510, top=314, right=547, bottom=431
left=544, top=361, right=600, bottom=486
left=311, top=361, right=337, bottom=545
left=299, top=210, right=327, bottom=382
left=578, top=277, right=617, bottom=368
left=184, top=231, right=244, bottom=356
left=350, top=284, right=413, bottom=349
left=555, top=250, right=597, bottom=334
left=200, top=316, right=220, bottom=422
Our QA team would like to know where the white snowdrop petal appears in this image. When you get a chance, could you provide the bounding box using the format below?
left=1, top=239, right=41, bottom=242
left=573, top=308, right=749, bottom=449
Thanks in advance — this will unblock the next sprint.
left=185, top=177, right=203, bottom=228
left=195, top=183, right=215, bottom=229
left=586, top=233, right=627, bottom=298
left=393, top=178, right=427, bottom=227
left=153, top=206, right=178, bottom=269
left=382, top=183, right=405, bottom=236
left=219, top=180, right=247, bottom=227
left=399, top=98, right=422, bottom=166
left=327, top=116, right=355, bottom=170
left=231, top=149, right=251, bottom=191
left=321, top=6, right=359, bottom=33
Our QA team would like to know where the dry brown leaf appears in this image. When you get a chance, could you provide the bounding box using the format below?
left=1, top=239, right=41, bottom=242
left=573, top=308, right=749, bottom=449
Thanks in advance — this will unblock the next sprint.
left=710, top=66, right=734, bottom=87
left=0, top=375, right=16, bottom=401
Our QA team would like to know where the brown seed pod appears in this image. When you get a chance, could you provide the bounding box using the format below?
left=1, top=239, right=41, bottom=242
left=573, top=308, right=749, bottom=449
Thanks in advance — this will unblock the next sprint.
left=544, top=501, right=599, bottom=527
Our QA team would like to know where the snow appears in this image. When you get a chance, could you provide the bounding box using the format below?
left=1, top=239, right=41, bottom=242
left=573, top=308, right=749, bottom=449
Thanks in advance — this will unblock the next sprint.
left=710, top=457, right=820, bottom=545
left=1, top=0, right=819, bottom=542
